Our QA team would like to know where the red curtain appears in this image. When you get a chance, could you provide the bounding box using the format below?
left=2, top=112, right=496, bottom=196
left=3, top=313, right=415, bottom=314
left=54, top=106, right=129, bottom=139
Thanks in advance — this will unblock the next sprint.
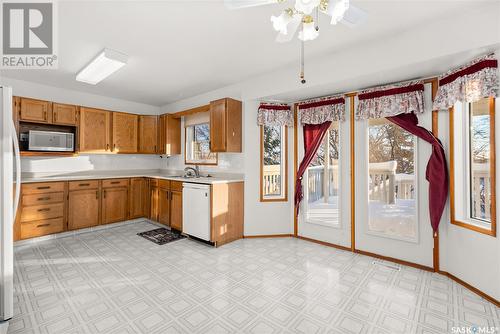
left=294, top=121, right=332, bottom=213
left=386, top=112, right=448, bottom=235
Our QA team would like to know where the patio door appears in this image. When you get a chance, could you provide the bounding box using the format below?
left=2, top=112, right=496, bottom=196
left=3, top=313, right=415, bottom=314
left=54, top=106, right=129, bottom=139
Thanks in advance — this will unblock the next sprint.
left=297, top=99, right=351, bottom=248
left=353, top=83, right=435, bottom=267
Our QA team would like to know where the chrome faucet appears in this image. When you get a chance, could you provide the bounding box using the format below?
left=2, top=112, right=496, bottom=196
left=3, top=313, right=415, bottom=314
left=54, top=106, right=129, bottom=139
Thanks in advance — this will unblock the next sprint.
left=184, top=166, right=200, bottom=178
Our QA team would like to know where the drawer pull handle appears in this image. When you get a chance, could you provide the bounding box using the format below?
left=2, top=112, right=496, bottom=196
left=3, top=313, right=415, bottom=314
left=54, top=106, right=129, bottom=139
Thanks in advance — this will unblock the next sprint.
left=79, top=183, right=90, bottom=187
left=37, top=197, right=50, bottom=201
left=37, top=208, right=50, bottom=212
left=37, top=186, right=50, bottom=190
left=37, top=224, right=50, bottom=228
left=110, top=181, right=120, bottom=184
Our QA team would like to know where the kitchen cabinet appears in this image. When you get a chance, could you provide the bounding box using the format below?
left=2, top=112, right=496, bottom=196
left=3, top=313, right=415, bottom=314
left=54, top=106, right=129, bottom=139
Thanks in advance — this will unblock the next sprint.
left=17, top=182, right=66, bottom=241
left=211, top=182, right=244, bottom=246
left=170, top=181, right=183, bottom=231
left=130, top=178, right=149, bottom=219
left=53, top=103, right=78, bottom=126
left=102, top=179, right=129, bottom=224
left=209, top=98, right=242, bottom=153
left=150, top=181, right=159, bottom=222
left=158, top=188, right=170, bottom=226
left=80, top=107, right=111, bottom=153
left=19, top=97, right=51, bottom=123
left=159, top=114, right=181, bottom=156
left=112, top=112, right=138, bottom=153
left=68, top=187, right=100, bottom=230
left=139, top=116, right=158, bottom=154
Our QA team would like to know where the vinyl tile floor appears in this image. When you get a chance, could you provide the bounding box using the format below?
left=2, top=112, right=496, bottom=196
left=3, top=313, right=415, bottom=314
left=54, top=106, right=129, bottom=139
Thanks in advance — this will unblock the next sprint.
left=8, top=221, right=500, bottom=334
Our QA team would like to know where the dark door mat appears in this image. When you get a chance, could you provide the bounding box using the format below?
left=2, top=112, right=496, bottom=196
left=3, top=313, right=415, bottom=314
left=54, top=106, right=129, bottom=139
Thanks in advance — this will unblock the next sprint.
left=137, top=228, right=186, bottom=245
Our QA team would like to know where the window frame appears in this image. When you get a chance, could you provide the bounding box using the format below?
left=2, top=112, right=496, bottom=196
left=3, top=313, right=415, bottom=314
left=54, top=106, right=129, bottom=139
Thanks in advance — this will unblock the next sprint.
left=449, top=97, right=496, bottom=237
left=260, top=124, right=288, bottom=202
left=184, top=122, right=218, bottom=166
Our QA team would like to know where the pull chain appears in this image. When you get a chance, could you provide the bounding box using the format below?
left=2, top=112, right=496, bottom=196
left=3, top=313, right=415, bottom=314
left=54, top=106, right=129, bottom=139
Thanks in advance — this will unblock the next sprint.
left=300, top=37, right=305, bottom=84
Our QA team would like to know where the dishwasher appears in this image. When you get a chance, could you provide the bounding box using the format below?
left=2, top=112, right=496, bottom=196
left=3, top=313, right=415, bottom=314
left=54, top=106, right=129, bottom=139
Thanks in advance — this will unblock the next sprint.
left=182, top=183, right=211, bottom=241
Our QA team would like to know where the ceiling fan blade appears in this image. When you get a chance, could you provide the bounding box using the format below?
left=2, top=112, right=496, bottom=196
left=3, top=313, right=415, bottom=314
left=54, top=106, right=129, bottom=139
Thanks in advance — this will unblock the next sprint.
left=339, top=4, right=367, bottom=27
left=224, top=0, right=277, bottom=10
left=276, top=15, right=301, bottom=43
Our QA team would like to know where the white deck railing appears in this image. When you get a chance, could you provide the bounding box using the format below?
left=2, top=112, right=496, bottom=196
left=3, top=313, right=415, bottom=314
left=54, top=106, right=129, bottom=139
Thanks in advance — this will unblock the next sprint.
left=263, top=165, right=282, bottom=196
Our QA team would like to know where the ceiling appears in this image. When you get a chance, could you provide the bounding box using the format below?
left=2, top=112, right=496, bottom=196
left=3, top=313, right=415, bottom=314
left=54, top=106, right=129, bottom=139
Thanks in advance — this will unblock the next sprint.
left=0, top=0, right=490, bottom=106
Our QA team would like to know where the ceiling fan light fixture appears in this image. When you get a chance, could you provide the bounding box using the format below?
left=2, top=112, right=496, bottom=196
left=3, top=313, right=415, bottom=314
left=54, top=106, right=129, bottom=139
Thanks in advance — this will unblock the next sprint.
left=271, top=8, right=294, bottom=34
left=327, top=0, right=349, bottom=25
left=295, top=0, right=320, bottom=15
left=298, top=16, right=319, bottom=41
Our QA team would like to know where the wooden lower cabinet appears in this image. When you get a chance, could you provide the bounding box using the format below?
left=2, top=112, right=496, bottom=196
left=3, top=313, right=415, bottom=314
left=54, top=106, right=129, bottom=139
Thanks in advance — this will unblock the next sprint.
left=150, top=185, right=159, bottom=222
left=102, top=186, right=129, bottom=224
left=170, top=190, right=182, bottom=231
left=20, top=218, right=64, bottom=239
left=211, top=182, right=244, bottom=247
left=68, top=189, right=100, bottom=230
left=130, top=178, right=149, bottom=219
left=158, top=188, right=170, bottom=226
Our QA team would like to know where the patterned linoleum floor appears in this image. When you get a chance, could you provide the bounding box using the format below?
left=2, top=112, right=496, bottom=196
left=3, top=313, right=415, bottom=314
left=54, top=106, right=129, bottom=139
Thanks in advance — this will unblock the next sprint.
left=8, top=220, right=500, bottom=334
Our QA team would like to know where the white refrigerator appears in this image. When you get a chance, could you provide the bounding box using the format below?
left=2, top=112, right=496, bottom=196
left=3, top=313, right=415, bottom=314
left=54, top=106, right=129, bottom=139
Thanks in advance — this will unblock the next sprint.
left=0, top=86, right=21, bottom=324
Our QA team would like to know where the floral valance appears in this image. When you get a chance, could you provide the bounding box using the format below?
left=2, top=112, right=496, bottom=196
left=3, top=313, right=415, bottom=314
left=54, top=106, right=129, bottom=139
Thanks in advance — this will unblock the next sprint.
left=433, top=54, right=498, bottom=110
left=356, top=81, right=425, bottom=120
left=257, top=103, right=293, bottom=127
left=298, top=95, right=345, bottom=124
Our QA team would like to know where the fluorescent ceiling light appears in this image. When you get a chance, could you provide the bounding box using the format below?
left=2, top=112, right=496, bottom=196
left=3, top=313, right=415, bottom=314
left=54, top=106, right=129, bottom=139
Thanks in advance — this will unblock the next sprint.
left=76, top=48, right=128, bottom=85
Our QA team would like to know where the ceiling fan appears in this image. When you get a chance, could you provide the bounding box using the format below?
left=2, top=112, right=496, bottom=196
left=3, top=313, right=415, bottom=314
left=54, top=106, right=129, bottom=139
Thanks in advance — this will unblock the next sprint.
left=224, top=0, right=367, bottom=43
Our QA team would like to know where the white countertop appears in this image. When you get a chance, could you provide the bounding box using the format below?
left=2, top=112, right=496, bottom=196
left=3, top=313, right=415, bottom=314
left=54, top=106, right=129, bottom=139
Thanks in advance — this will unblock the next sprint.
left=19, top=169, right=244, bottom=185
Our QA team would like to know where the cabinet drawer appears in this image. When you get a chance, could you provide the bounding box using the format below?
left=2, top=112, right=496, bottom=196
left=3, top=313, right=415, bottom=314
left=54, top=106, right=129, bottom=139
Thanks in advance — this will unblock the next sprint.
left=69, top=180, right=99, bottom=190
left=22, top=192, right=64, bottom=206
left=159, top=179, right=170, bottom=189
left=150, top=179, right=159, bottom=187
left=170, top=181, right=183, bottom=192
left=22, top=182, right=65, bottom=194
left=20, top=203, right=64, bottom=222
left=102, top=179, right=129, bottom=188
left=21, top=218, right=64, bottom=239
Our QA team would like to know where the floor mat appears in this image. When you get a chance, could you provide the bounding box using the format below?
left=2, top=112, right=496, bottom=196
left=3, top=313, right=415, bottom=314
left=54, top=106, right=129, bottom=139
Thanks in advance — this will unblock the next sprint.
left=137, top=228, right=186, bottom=245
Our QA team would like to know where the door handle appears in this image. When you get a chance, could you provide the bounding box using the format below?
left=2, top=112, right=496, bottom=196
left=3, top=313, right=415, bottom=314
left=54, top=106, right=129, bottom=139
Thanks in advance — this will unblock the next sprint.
left=79, top=183, right=90, bottom=187
left=37, top=208, right=50, bottom=212
left=37, top=197, right=50, bottom=201
left=96, top=191, right=99, bottom=199
left=37, top=224, right=50, bottom=228
left=37, top=186, right=50, bottom=190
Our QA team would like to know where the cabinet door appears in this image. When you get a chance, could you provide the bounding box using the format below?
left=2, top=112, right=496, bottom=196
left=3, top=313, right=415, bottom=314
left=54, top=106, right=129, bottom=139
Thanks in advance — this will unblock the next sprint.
left=80, top=108, right=111, bottom=152
left=210, top=99, right=227, bottom=152
left=150, top=186, right=159, bottom=222
left=113, top=112, right=138, bottom=153
left=139, top=116, right=158, bottom=154
left=68, top=189, right=100, bottom=230
left=102, top=187, right=128, bottom=224
left=158, top=189, right=170, bottom=226
left=20, top=98, right=50, bottom=123
left=170, top=190, right=182, bottom=231
left=159, top=114, right=181, bottom=155
left=130, top=178, right=147, bottom=219
left=53, top=103, right=78, bottom=126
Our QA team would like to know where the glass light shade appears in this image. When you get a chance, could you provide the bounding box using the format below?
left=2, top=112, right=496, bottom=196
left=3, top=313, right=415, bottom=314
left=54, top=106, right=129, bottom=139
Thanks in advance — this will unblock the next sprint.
left=328, top=0, right=349, bottom=25
left=294, top=0, right=320, bottom=15
left=271, top=11, right=293, bottom=34
left=298, top=21, right=319, bottom=41
left=76, top=49, right=128, bottom=85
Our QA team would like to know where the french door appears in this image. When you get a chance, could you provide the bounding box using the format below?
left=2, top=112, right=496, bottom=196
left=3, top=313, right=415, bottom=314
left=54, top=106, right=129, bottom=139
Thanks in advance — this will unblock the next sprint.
left=353, top=83, right=435, bottom=267
left=296, top=99, right=352, bottom=248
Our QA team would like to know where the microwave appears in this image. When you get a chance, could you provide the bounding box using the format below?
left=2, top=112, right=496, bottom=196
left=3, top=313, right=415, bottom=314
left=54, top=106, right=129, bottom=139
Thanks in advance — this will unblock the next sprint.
left=28, top=130, right=74, bottom=152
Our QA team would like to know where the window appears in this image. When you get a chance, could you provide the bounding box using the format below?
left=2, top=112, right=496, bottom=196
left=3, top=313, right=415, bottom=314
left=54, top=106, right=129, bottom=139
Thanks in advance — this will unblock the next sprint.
left=304, top=122, right=340, bottom=226
left=185, top=123, right=217, bottom=165
left=367, top=118, right=417, bottom=241
left=450, top=97, right=496, bottom=236
left=260, top=125, right=287, bottom=201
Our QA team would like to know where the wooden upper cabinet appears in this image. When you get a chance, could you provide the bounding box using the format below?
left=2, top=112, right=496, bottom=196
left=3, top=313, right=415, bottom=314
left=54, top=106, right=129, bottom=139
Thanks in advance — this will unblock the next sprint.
left=19, top=98, right=51, bottom=123
left=53, top=103, right=78, bottom=126
left=159, top=114, right=181, bottom=156
left=68, top=189, right=100, bottom=230
left=102, top=187, right=128, bottom=224
left=129, top=178, right=148, bottom=219
left=209, top=98, right=242, bottom=153
left=113, top=112, right=138, bottom=153
left=139, top=115, right=158, bottom=154
left=80, top=107, right=111, bottom=153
